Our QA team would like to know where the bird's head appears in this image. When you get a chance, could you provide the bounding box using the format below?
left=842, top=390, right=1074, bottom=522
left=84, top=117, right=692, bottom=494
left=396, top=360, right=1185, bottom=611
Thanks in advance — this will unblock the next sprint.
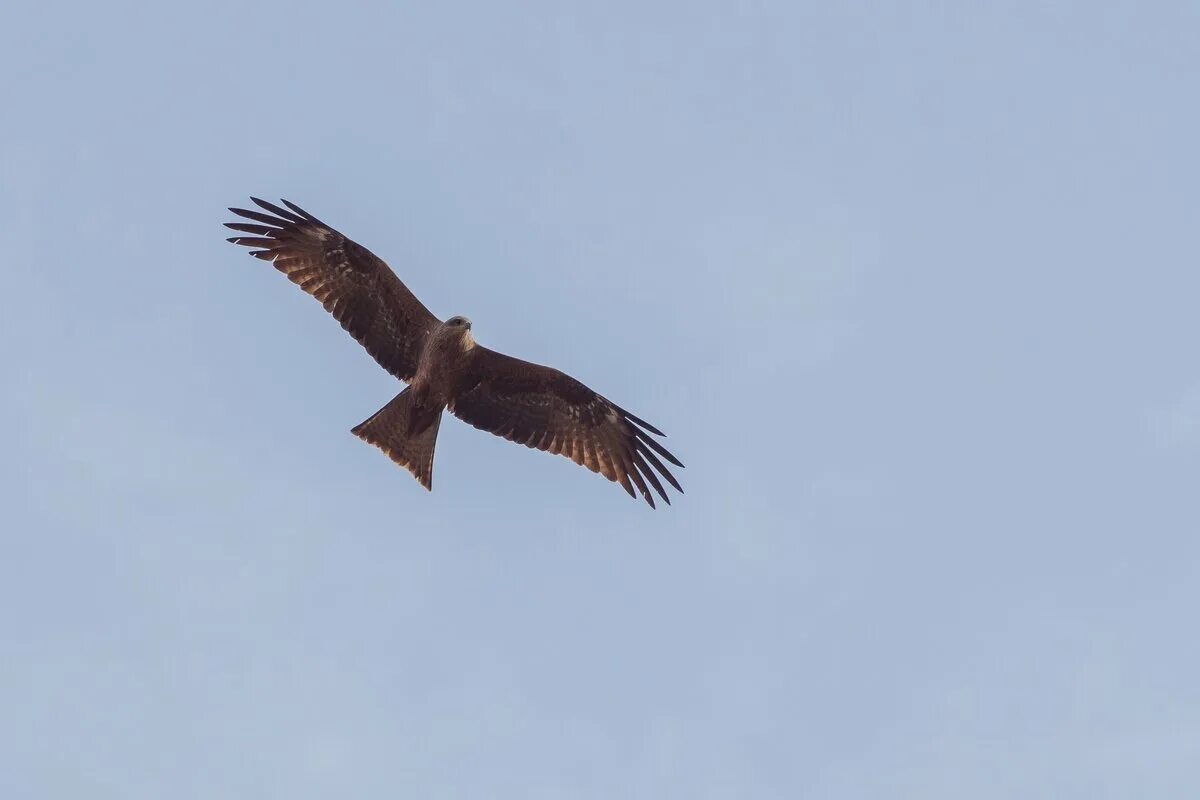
left=439, top=315, right=475, bottom=350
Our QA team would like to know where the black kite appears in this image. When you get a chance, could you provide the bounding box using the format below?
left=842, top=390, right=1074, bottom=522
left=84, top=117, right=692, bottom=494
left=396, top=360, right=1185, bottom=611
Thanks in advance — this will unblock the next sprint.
left=225, top=199, right=683, bottom=507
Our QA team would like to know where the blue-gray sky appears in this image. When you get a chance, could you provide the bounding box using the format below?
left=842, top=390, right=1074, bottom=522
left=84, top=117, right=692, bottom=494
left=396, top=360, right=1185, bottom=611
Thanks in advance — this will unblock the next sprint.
left=3, top=2, right=1198, bottom=797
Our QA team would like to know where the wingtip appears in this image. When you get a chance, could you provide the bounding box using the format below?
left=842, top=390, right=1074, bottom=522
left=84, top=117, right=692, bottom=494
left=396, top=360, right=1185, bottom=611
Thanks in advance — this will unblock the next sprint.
left=619, top=406, right=666, bottom=437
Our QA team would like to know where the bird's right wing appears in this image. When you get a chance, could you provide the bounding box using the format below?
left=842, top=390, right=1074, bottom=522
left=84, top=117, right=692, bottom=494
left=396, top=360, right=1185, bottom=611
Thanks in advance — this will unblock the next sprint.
left=448, top=346, right=684, bottom=507
left=225, top=198, right=439, bottom=382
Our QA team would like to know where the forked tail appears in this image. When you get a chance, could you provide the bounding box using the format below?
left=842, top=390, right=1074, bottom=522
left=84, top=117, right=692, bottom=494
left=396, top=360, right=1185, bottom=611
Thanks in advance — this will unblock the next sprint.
left=351, top=388, right=444, bottom=490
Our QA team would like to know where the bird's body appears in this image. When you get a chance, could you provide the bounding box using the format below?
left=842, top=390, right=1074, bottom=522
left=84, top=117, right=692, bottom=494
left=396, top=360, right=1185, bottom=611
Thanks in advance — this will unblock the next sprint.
left=412, top=317, right=476, bottom=408
left=225, top=198, right=682, bottom=507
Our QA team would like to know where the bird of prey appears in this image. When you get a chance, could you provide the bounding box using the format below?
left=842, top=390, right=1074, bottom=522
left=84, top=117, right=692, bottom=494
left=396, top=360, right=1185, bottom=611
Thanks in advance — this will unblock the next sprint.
left=225, top=198, right=683, bottom=507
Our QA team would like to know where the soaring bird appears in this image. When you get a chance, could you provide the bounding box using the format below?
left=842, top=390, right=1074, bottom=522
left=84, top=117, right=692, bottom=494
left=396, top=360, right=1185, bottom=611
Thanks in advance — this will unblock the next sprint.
left=225, top=198, right=683, bottom=507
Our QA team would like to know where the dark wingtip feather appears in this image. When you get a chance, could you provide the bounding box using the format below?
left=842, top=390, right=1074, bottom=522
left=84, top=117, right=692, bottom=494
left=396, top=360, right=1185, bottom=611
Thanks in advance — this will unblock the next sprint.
left=251, top=197, right=304, bottom=222
left=225, top=236, right=266, bottom=249
left=229, top=206, right=288, bottom=226
left=229, top=237, right=278, bottom=248
left=624, top=411, right=665, bottom=437
left=281, top=198, right=321, bottom=223
left=637, top=446, right=684, bottom=494
left=225, top=222, right=276, bottom=235
left=623, top=456, right=655, bottom=508
left=638, top=470, right=667, bottom=506
left=633, top=428, right=684, bottom=468
left=632, top=454, right=671, bottom=505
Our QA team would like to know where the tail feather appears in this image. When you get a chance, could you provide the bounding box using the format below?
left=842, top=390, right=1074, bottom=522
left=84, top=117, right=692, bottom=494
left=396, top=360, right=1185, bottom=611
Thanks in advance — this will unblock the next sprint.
left=351, top=388, right=444, bottom=490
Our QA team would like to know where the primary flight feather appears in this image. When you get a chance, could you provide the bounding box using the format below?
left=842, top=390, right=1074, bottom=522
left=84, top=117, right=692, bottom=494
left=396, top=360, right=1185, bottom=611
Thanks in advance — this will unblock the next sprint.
left=225, top=198, right=683, bottom=507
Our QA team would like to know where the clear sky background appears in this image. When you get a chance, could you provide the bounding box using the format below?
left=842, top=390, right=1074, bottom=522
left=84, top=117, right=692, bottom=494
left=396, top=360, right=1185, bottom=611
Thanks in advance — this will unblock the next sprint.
left=2, top=2, right=1198, bottom=797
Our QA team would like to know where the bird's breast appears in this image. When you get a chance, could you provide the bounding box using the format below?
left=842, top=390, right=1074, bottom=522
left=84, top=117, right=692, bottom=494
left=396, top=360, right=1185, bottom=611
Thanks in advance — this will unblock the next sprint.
left=414, top=339, right=474, bottom=403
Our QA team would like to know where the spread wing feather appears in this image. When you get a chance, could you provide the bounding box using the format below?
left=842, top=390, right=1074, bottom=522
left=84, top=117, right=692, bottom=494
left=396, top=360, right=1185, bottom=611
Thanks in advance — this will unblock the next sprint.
left=225, top=198, right=438, bottom=381
left=448, top=347, right=683, bottom=507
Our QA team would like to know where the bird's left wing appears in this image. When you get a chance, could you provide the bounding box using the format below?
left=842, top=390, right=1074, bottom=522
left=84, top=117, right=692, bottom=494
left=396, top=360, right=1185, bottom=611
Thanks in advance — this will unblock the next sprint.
left=448, top=346, right=684, bottom=507
left=225, top=198, right=439, bottom=382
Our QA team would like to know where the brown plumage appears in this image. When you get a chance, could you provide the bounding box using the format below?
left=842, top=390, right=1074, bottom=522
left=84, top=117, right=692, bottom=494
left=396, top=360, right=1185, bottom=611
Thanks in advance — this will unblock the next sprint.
left=226, top=198, right=683, bottom=507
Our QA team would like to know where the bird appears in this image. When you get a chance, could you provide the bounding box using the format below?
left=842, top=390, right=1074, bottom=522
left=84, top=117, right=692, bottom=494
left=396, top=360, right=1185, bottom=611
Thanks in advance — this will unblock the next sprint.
left=225, top=198, right=683, bottom=507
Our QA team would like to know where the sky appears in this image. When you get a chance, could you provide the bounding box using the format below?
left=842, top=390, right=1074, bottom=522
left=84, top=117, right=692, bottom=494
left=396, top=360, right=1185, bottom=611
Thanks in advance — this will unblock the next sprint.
left=2, top=1, right=1198, bottom=797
